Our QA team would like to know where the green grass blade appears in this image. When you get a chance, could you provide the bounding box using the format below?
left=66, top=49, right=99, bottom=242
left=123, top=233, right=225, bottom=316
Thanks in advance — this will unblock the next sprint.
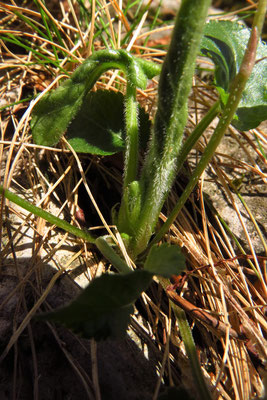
left=0, top=186, right=96, bottom=243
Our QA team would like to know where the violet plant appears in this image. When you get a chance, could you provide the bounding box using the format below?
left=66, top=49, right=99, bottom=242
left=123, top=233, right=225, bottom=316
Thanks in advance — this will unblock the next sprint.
left=1, top=0, right=266, bottom=397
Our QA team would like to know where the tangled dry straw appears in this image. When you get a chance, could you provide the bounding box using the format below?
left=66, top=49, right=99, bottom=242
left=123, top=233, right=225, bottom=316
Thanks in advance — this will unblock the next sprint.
left=0, top=1, right=266, bottom=399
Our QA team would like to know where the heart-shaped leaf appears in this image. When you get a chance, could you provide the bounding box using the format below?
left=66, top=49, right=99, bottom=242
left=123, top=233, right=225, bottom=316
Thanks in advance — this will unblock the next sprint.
left=201, top=20, right=267, bottom=130
left=37, top=270, right=152, bottom=340
left=37, top=243, right=185, bottom=340
left=66, top=90, right=151, bottom=155
left=144, top=243, right=185, bottom=278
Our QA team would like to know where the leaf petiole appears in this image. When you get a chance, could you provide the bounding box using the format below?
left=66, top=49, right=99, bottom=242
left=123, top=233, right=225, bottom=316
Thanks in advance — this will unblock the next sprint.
left=176, top=100, right=221, bottom=175
left=123, top=83, right=139, bottom=189
left=95, top=237, right=132, bottom=274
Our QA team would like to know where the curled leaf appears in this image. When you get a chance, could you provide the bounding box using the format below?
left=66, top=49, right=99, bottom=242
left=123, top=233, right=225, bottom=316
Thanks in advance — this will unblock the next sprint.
left=31, top=50, right=160, bottom=147
left=201, top=20, right=267, bottom=130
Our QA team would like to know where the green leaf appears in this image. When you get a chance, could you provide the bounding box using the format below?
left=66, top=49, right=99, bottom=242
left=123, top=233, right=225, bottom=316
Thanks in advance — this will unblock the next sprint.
left=37, top=243, right=185, bottom=340
left=37, top=271, right=152, bottom=340
left=31, top=49, right=159, bottom=147
left=31, top=77, right=88, bottom=146
left=201, top=20, right=267, bottom=130
left=67, top=90, right=125, bottom=155
left=144, top=243, right=185, bottom=278
left=66, top=90, right=151, bottom=155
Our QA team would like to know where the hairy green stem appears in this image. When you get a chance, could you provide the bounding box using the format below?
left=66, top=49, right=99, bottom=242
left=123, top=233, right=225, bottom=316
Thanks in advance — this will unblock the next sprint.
left=0, top=186, right=95, bottom=243
left=128, top=0, right=212, bottom=256
left=252, top=0, right=267, bottom=34
left=151, top=25, right=260, bottom=246
left=116, top=85, right=141, bottom=236
left=123, top=84, right=139, bottom=190
left=117, top=61, right=161, bottom=236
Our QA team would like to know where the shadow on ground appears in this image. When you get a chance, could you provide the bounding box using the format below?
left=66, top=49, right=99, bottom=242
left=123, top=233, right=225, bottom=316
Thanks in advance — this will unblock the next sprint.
left=0, top=258, right=162, bottom=400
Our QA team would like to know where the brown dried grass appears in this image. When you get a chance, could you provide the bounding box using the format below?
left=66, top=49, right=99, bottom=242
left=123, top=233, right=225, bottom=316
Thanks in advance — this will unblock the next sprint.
left=0, top=1, right=266, bottom=399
